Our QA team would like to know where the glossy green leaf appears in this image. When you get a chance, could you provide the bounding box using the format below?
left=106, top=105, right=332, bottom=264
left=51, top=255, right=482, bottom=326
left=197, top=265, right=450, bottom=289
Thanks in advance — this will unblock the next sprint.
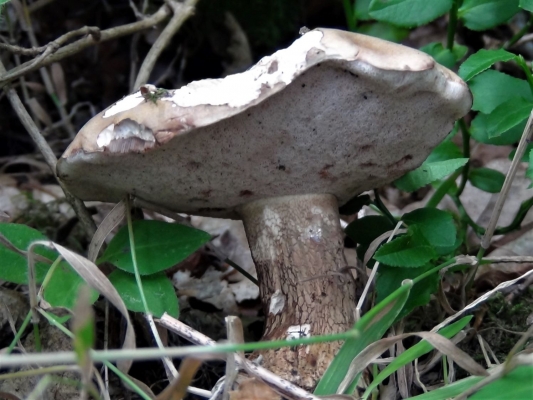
left=459, top=49, right=516, bottom=81
left=402, top=208, right=456, bottom=248
left=394, top=159, right=469, bottom=192
left=469, top=168, right=506, bottom=193
left=376, top=264, right=439, bottom=319
left=315, top=280, right=413, bottom=395
left=410, top=365, right=532, bottom=400
left=355, top=0, right=372, bottom=20
left=369, top=0, right=453, bottom=27
left=339, top=194, right=371, bottom=215
left=0, top=223, right=58, bottom=284
left=345, top=215, right=395, bottom=246
left=362, top=316, right=473, bottom=399
left=469, top=70, right=532, bottom=114
left=374, top=229, right=437, bottom=267
left=108, top=270, right=179, bottom=318
left=43, top=262, right=99, bottom=310
left=459, top=0, right=520, bottom=30
left=485, top=97, right=533, bottom=139
left=420, top=42, right=468, bottom=69
left=520, top=0, right=533, bottom=11
left=425, top=141, right=464, bottom=163
left=99, top=220, right=211, bottom=275
left=357, top=21, right=409, bottom=42
left=471, top=112, right=525, bottom=145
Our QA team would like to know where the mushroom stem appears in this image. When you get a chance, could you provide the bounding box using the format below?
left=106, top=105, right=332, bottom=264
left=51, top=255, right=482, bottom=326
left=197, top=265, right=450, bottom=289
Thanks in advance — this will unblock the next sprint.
left=238, top=193, right=356, bottom=389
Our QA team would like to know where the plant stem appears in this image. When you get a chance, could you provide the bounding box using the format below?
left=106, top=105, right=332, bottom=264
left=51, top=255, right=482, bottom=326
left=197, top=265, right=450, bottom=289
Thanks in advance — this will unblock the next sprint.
left=373, top=189, right=396, bottom=225
left=515, top=55, right=533, bottom=96
left=343, top=0, right=357, bottom=31
left=125, top=196, right=151, bottom=315
left=446, top=0, right=460, bottom=50
left=505, top=13, right=533, bottom=49
left=455, top=119, right=471, bottom=197
left=7, top=311, right=32, bottom=354
left=425, top=169, right=462, bottom=208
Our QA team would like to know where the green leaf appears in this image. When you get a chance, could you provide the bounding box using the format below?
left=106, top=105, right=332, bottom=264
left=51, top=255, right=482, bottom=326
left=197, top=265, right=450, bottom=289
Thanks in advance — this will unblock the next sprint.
left=425, top=141, right=463, bottom=163
left=374, top=230, right=437, bottom=267
left=459, top=49, right=516, bottom=81
left=394, top=159, right=469, bottom=192
left=0, top=223, right=58, bottom=284
left=469, top=168, right=506, bottom=193
left=99, top=220, right=210, bottom=275
left=459, top=0, right=520, bottom=31
left=345, top=215, right=395, bottom=246
left=362, top=316, right=473, bottom=399
left=376, top=264, right=440, bottom=319
left=368, top=0, right=453, bottom=27
left=339, top=194, right=371, bottom=215
left=485, top=97, right=533, bottom=139
left=108, top=270, right=179, bottom=318
left=402, top=208, right=456, bottom=248
left=520, top=0, right=533, bottom=11
left=43, top=262, right=99, bottom=310
left=469, top=70, right=533, bottom=114
left=471, top=112, right=526, bottom=145
left=420, top=42, right=468, bottom=69
left=357, top=22, right=410, bottom=42
left=355, top=0, right=372, bottom=20
left=315, top=280, right=413, bottom=395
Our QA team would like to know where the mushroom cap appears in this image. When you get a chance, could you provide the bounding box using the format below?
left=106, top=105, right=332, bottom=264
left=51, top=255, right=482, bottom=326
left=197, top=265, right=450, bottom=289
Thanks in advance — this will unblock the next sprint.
left=57, top=28, right=472, bottom=218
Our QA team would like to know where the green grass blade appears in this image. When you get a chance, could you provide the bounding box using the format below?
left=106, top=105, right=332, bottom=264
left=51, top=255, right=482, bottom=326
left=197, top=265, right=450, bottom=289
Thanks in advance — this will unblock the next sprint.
left=314, top=279, right=413, bottom=395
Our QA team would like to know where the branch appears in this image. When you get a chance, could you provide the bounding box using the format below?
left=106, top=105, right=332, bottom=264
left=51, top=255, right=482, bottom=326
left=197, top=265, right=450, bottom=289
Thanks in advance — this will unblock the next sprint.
left=0, top=4, right=171, bottom=88
left=133, top=0, right=198, bottom=89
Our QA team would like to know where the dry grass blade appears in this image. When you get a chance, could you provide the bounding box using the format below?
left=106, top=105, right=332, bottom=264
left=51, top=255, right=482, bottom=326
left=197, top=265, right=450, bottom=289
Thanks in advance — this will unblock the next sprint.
left=27, top=240, right=136, bottom=372
left=362, top=227, right=407, bottom=269
left=26, top=98, right=52, bottom=126
left=155, top=358, right=203, bottom=400
left=50, top=63, right=67, bottom=106
left=87, top=200, right=126, bottom=262
left=337, top=331, right=487, bottom=393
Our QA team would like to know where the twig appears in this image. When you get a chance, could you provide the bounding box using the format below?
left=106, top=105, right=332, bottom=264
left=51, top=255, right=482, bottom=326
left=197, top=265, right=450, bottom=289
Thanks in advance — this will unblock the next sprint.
left=0, top=60, right=96, bottom=237
left=158, top=314, right=321, bottom=400
left=133, top=0, right=198, bottom=89
left=0, top=4, right=172, bottom=88
left=0, top=26, right=101, bottom=57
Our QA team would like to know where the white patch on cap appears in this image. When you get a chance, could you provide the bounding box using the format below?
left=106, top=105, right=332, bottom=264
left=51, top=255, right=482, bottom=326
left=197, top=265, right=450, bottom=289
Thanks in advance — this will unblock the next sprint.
left=96, top=119, right=155, bottom=153
left=103, top=92, right=145, bottom=118
left=96, top=124, right=115, bottom=147
left=286, top=324, right=311, bottom=340
left=168, top=30, right=336, bottom=108
left=269, top=290, right=286, bottom=315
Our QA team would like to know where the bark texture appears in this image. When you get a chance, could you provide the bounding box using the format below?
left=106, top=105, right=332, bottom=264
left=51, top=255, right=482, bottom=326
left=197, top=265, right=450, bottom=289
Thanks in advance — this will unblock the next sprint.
left=238, top=194, right=356, bottom=390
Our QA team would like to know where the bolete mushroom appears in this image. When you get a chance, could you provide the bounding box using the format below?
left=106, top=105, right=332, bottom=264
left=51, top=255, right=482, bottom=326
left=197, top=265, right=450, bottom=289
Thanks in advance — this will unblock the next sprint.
left=57, top=28, right=471, bottom=389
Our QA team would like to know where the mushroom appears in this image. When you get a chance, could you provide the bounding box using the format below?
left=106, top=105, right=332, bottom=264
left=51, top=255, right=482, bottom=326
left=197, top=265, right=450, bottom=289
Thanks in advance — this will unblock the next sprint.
left=57, top=28, right=472, bottom=389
